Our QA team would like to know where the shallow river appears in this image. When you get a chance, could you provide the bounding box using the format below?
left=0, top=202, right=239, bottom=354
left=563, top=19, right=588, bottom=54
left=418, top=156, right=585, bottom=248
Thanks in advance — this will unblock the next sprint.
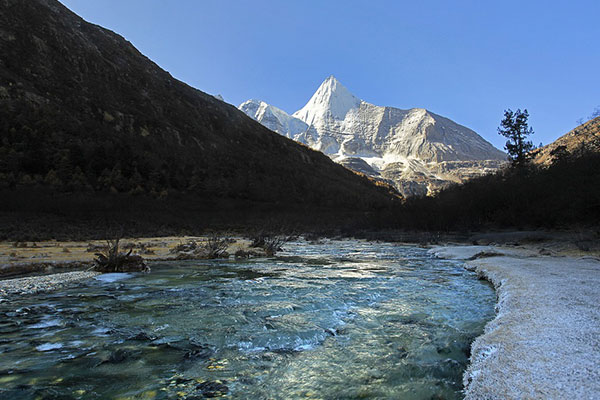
left=0, top=240, right=495, bottom=399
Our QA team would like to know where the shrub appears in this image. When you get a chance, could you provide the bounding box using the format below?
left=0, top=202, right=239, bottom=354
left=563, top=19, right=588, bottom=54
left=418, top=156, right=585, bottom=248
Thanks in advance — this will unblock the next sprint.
left=250, top=231, right=293, bottom=256
left=94, top=237, right=149, bottom=273
left=172, top=235, right=230, bottom=259
left=203, top=234, right=230, bottom=259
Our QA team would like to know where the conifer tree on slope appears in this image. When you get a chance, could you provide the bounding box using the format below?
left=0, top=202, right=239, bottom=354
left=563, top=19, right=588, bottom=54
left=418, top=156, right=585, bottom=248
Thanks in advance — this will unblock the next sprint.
left=498, top=109, right=535, bottom=167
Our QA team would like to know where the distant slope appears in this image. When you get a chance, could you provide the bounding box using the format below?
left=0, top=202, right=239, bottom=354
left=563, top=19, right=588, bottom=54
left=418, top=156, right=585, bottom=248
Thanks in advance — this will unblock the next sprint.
left=0, top=0, right=399, bottom=219
left=240, top=76, right=506, bottom=197
left=533, top=117, right=600, bottom=165
left=395, top=118, right=600, bottom=230
left=239, top=99, right=320, bottom=145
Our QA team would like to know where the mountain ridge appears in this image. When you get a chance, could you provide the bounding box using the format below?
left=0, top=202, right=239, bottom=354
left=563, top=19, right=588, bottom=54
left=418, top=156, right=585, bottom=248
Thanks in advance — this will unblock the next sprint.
left=240, top=75, right=506, bottom=196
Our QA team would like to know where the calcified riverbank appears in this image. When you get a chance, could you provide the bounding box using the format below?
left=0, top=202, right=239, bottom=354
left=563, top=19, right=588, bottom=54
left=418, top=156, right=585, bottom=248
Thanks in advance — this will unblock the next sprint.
left=430, top=245, right=600, bottom=399
left=0, top=271, right=100, bottom=296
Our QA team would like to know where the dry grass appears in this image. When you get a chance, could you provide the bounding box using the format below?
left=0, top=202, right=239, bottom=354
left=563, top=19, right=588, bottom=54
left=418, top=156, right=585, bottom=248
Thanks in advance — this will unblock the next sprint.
left=0, top=236, right=256, bottom=277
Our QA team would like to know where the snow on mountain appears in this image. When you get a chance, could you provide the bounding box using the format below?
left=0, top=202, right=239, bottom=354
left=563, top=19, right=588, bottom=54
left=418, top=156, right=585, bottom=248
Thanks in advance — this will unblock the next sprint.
left=293, top=75, right=361, bottom=125
left=239, top=76, right=506, bottom=196
left=239, top=99, right=318, bottom=145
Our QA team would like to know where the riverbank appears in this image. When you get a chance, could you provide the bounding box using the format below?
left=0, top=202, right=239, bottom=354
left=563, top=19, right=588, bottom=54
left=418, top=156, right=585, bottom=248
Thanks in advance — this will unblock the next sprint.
left=0, top=236, right=259, bottom=279
left=430, top=244, right=600, bottom=399
left=0, top=270, right=100, bottom=296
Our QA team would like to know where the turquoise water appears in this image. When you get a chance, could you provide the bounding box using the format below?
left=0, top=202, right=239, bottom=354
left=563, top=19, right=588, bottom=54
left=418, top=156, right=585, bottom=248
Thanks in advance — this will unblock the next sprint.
left=0, top=240, right=495, bottom=399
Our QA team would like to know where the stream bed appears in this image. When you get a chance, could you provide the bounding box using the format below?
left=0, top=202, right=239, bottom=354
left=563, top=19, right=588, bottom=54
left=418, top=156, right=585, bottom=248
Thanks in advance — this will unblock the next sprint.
left=0, top=240, right=495, bottom=399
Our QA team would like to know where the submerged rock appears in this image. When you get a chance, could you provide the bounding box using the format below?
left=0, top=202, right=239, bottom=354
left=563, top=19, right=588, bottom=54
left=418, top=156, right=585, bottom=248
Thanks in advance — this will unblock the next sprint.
left=397, top=347, right=409, bottom=359
left=183, top=345, right=213, bottom=361
left=196, top=380, right=229, bottom=398
left=128, top=331, right=157, bottom=342
left=271, top=348, right=301, bottom=355
left=98, top=348, right=139, bottom=365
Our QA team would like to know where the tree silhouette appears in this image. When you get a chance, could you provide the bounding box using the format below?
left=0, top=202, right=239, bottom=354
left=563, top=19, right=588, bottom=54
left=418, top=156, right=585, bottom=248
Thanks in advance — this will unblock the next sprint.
left=498, top=109, right=535, bottom=167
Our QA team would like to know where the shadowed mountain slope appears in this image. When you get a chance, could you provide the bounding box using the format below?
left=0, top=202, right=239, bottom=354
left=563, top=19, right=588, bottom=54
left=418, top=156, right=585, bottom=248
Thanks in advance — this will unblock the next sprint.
left=0, top=0, right=399, bottom=228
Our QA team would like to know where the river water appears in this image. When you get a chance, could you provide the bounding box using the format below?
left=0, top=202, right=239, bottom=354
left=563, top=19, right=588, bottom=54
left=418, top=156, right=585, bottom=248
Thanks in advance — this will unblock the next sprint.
left=0, top=240, right=495, bottom=399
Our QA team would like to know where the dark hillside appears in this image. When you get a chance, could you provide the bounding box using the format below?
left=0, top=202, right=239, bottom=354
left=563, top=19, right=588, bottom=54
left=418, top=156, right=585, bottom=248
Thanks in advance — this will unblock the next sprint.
left=0, top=0, right=399, bottom=237
left=395, top=118, right=600, bottom=231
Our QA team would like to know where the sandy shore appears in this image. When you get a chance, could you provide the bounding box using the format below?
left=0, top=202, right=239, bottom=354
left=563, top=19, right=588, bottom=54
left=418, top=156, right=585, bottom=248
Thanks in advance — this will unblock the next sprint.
left=430, top=244, right=600, bottom=399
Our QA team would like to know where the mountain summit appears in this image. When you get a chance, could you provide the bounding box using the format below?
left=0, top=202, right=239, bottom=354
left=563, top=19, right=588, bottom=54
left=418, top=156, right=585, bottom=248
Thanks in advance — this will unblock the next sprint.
left=240, top=76, right=506, bottom=196
left=293, top=75, right=361, bottom=124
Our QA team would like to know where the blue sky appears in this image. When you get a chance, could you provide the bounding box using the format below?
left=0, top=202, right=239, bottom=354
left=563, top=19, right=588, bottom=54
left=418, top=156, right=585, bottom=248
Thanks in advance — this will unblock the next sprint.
left=60, top=0, right=599, bottom=149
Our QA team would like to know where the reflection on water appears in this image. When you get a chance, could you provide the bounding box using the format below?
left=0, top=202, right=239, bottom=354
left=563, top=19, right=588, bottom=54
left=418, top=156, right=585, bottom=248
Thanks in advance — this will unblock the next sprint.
left=0, top=240, right=495, bottom=399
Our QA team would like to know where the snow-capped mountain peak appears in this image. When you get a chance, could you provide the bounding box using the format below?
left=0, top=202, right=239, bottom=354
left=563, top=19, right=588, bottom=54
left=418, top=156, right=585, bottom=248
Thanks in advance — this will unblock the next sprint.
left=293, top=75, right=361, bottom=123
left=239, top=76, right=506, bottom=196
left=239, top=99, right=317, bottom=143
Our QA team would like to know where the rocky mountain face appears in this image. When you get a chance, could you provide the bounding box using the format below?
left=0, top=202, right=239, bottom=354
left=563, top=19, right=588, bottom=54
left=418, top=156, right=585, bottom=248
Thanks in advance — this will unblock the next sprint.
left=240, top=76, right=506, bottom=196
left=0, top=0, right=399, bottom=214
left=533, top=116, right=600, bottom=165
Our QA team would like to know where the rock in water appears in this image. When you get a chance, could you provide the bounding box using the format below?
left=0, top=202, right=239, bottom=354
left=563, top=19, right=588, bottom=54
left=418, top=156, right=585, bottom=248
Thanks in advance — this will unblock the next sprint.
left=196, top=381, right=229, bottom=398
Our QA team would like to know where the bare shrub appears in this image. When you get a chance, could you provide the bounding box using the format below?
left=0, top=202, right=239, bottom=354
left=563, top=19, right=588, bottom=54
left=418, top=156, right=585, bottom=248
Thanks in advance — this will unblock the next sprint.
left=172, top=235, right=231, bottom=259
left=87, top=243, right=107, bottom=253
left=94, top=237, right=149, bottom=273
left=250, top=231, right=294, bottom=256
left=203, top=234, right=230, bottom=259
left=170, top=240, right=198, bottom=254
left=139, top=244, right=155, bottom=255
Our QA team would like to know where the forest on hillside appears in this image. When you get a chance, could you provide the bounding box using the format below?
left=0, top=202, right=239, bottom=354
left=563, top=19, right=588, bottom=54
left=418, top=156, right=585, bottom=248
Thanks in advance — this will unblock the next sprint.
left=396, top=136, right=600, bottom=231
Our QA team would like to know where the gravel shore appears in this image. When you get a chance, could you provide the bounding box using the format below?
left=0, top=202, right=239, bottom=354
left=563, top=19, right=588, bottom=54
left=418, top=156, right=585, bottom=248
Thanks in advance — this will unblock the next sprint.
left=0, top=270, right=100, bottom=296
left=430, top=245, right=600, bottom=400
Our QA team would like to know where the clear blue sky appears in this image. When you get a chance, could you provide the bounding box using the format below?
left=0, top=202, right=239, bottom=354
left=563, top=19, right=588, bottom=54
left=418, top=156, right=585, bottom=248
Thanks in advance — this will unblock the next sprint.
left=60, top=0, right=599, bottom=149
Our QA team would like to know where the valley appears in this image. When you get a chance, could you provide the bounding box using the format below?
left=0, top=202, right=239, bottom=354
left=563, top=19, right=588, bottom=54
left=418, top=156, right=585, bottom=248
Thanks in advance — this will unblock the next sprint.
left=0, top=1, right=599, bottom=399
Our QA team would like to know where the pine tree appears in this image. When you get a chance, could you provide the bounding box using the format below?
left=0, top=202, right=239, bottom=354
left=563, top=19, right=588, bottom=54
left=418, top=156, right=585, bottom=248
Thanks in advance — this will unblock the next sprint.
left=498, top=109, right=535, bottom=167
left=70, top=167, right=92, bottom=192
left=129, top=167, right=144, bottom=191
left=44, top=169, right=63, bottom=188
left=109, top=164, right=128, bottom=192
left=56, top=152, right=73, bottom=182
left=98, top=168, right=112, bottom=191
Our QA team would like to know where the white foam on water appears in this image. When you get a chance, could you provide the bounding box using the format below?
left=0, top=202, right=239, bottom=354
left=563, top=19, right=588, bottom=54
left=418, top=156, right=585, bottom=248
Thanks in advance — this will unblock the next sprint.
left=29, top=319, right=62, bottom=329
left=36, top=343, right=63, bottom=352
left=94, top=273, right=133, bottom=283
